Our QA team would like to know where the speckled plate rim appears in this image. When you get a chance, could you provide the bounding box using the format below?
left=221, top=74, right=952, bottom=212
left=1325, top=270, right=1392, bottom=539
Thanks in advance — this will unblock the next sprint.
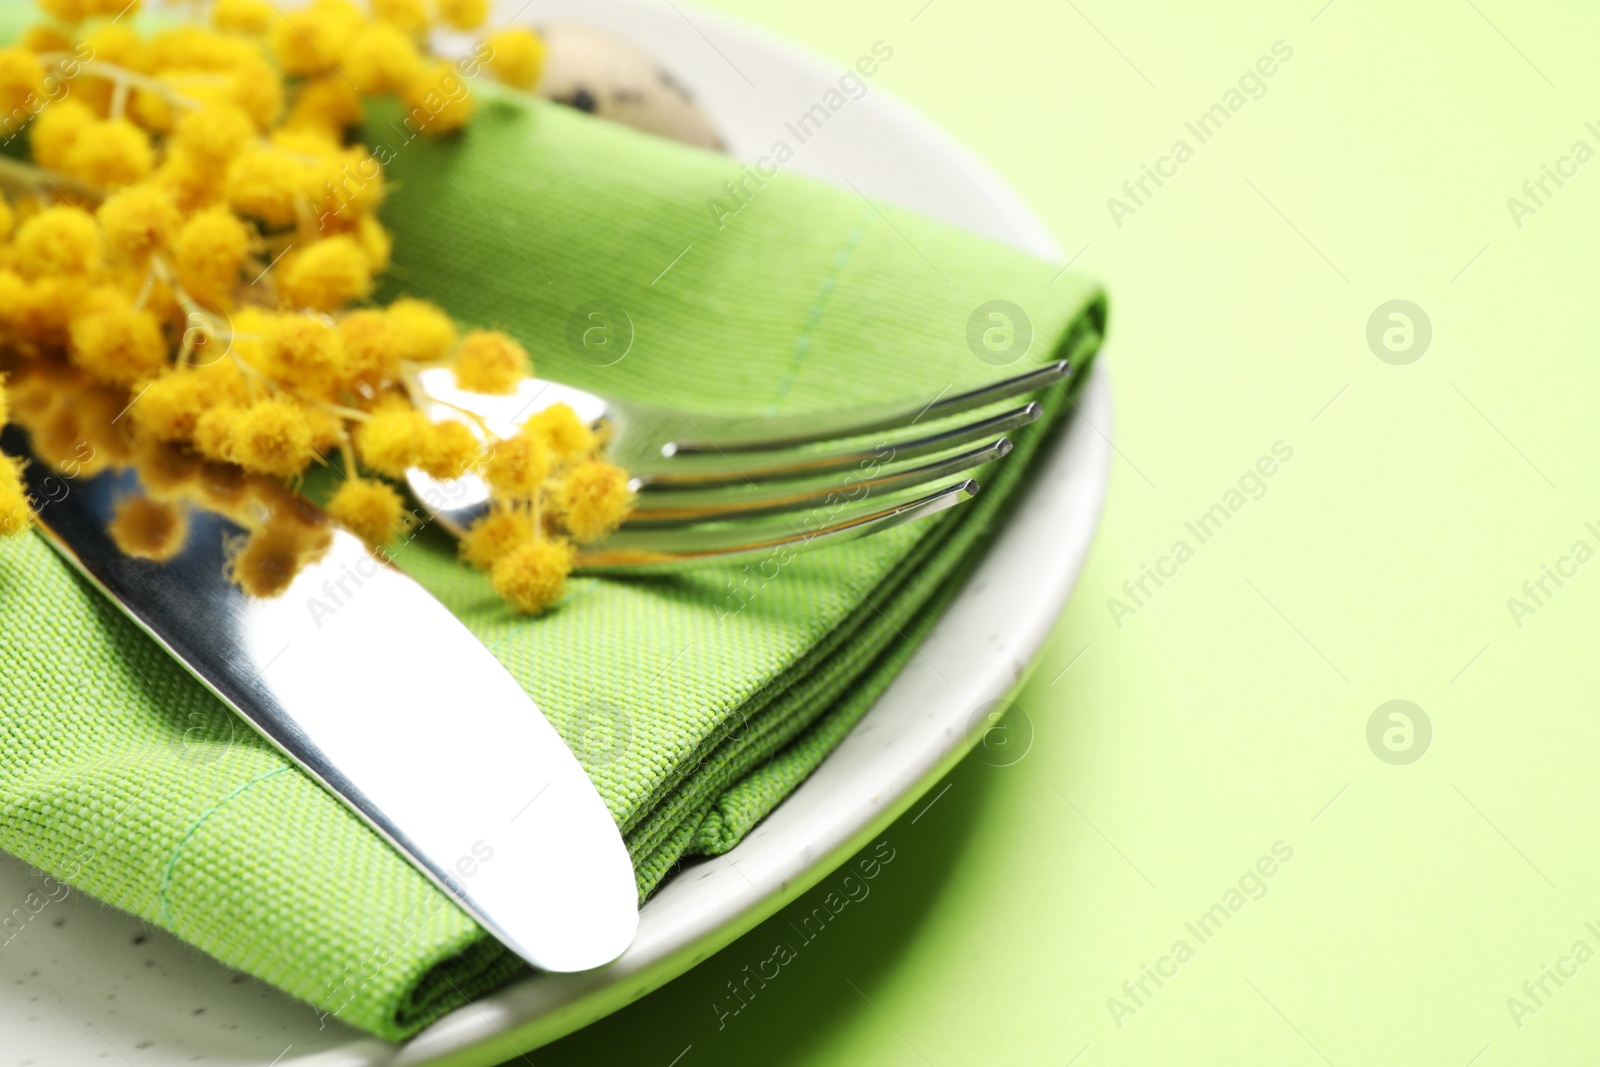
left=0, top=1, right=1111, bottom=1063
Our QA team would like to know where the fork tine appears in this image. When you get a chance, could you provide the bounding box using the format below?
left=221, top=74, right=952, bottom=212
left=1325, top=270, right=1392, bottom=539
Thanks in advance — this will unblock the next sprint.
left=660, top=360, right=1069, bottom=456
left=575, top=479, right=980, bottom=572
left=402, top=404, right=1019, bottom=540
left=634, top=402, right=1041, bottom=489
left=625, top=438, right=1011, bottom=527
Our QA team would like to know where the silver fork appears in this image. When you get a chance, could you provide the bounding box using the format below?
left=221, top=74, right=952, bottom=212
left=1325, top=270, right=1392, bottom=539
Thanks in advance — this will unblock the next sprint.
left=406, top=360, right=1070, bottom=570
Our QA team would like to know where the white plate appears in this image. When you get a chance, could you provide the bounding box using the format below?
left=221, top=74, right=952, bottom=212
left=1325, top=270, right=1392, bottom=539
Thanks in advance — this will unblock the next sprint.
left=0, top=2, right=1111, bottom=1063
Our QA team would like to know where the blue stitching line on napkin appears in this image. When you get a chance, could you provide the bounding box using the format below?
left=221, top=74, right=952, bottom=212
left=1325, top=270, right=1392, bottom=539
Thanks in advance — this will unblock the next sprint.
left=765, top=210, right=875, bottom=413
left=158, top=765, right=290, bottom=926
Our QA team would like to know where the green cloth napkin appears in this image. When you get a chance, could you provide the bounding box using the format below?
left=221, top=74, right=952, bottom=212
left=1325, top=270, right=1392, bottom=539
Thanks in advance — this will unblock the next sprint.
left=0, top=41, right=1104, bottom=1041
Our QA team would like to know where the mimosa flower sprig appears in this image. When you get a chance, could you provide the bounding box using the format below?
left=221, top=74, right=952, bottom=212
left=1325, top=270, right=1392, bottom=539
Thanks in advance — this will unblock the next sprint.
left=0, top=0, right=634, bottom=613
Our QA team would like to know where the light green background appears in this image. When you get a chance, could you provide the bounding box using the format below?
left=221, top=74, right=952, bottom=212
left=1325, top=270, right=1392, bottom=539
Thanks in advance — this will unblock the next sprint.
left=527, top=1, right=1600, bottom=1063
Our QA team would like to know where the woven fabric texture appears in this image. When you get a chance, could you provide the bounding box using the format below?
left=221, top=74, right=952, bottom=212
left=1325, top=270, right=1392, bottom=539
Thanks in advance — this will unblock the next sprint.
left=0, top=66, right=1103, bottom=1039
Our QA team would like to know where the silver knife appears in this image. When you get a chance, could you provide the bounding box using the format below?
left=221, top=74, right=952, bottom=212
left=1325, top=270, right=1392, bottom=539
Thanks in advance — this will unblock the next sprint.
left=1, top=423, right=639, bottom=974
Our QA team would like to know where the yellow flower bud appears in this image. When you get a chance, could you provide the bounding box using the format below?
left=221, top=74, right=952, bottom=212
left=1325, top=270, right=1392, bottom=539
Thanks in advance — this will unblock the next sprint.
left=265, top=314, right=348, bottom=397
left=29, top=98, right=95, bottom=170
left=68, top=287, right=169, bottom=387
left=453, top=329, right=528, bottom=395
left=212, top=0, right=274, bottom=35
left=555, top=459, right=633, bottom=542
left=404, top=62, right=475, bottom=134
left=460, top=507, right=534, bottom=570
left=435, top=0, right=490, bottom=32
left=130, top=371, right=209, bottom=443
left=338, top=309, right=403, bottom=389
left=482, top=433, right=551, bottom=498
left=342, top=21, right=428, bottom=95
left=225, top=146, right=318, bottom=229
left=277, top=236, right=374, bottom=311
left=286, top=75, right=364, bottom=135
left=79, top=23, right=150, bottom=72
left=174, top=104, right=257, bottom=167
left=387, top=298, right=457, bottom=362
left=15, top=205, right=104, bottom=279
left=485, top=28, right=547, bottom=91
left=97, top=184, right=181, bottom=258
left=223, top=398, right=321, bottom=477
left=223, top=57, right=286, bottom=130
left=419, top=419, right=481, bottom=479
left=19, top=26, right=73, bottom=55
left=62, top=119, right=155, bottom=189
left=354, top=404, right=432, bottom=478
left=152, top=149, right=215, bottom=213
left=193, top=403, right=243, bottom=462
left=490, top=537, right=574, bottom=614
left=0, top=46, right=43, bottom=118
left=372, top=0, right=429, bottom=35
left=318, top=148, right=386, bottom=223
left=175, top=206, right=252, bottom=301
left=523, top=403, right=596, bottom=460
left=328, top=477, right=408, bottom=546
left=10, top=275, right=88, bottom=349
left=269, top=0, right=363, bottom=77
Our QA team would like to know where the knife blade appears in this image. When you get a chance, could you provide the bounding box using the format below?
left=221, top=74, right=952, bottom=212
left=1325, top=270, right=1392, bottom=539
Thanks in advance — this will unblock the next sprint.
left=0, top=422, right=639, bottom=974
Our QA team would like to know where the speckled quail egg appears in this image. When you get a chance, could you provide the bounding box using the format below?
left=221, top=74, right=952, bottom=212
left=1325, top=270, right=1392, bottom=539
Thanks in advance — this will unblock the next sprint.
left=535, top=24, right=725, bottom=152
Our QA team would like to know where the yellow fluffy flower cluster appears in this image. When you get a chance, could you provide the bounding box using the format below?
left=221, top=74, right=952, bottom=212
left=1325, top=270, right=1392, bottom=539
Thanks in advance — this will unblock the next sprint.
left=0, top=1, right=630, bottom=614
